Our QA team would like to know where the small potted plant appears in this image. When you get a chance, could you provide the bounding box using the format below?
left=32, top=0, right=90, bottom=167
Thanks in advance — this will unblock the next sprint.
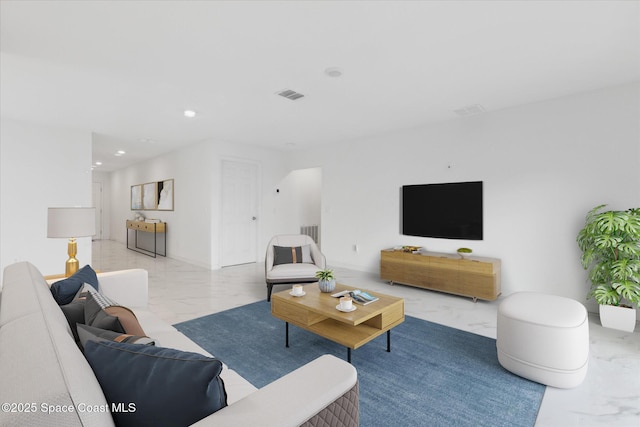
left=315, top=269, right=336, bottom=293
left=577, top=205, right=640, bottom=332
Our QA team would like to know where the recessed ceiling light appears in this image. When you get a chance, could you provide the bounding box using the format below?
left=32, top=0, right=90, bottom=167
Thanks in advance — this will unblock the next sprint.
left=184, top=110, right=196, bottom=118
left=95, top=161, right=102, bottom=166
left=324, top=67, right=343, bottom=78
left=114, top=150, right=126, bottom=157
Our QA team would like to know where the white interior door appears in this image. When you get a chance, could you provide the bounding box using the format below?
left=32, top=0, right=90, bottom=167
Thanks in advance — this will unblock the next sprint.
left=221, top=160, right=258, bottom=266
left=91, top=182, right=103, bottom=240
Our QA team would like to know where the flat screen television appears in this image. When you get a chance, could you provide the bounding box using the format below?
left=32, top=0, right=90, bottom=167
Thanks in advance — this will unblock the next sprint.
left=402, top=181, right=483, bottom=240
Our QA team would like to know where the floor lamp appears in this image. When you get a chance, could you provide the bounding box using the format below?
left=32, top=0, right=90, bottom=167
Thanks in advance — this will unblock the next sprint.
left=47, top=207, right=96, bottom=277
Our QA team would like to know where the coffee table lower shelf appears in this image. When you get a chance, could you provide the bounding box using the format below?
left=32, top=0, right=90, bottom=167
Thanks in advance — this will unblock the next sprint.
left=283, top=321, right=396, bottom=363
left=271, top=284, right=405, bottom=363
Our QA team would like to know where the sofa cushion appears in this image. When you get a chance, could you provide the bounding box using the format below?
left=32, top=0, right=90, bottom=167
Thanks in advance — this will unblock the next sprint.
left=273, top=245, right=312, bottom=265
left=77, top=324, right=155, bottom=350
left=84, top=341, right=227, bottom=427
left=267, top=263, right=321, bottom=281
left=84, top=292, right=125, bottom=333
left=130, top=310, right=178, bottom=337
left=50, top=265, right=99, bottom=305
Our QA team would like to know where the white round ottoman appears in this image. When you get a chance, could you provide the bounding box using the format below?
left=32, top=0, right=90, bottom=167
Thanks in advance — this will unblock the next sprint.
left=496, top=292, right=589, bottom=388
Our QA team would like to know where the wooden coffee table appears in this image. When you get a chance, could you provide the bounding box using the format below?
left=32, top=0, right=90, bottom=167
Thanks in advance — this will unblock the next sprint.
left=271, top=283, right=404, bottom=362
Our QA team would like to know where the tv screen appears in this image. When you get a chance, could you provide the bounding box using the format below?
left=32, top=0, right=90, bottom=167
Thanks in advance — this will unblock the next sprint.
left=402, top=181, right=483, bottom=240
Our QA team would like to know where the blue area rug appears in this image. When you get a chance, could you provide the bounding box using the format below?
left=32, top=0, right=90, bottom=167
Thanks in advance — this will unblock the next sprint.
left=175, top=301, right=544, bottom=427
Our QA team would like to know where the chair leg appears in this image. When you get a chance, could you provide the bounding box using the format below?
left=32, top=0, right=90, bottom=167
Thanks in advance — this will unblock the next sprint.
left=267, top=283, right=273, bottom=302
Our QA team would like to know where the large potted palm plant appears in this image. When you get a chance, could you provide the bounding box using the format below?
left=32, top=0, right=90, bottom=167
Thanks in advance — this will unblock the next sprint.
left=577, top=205, right=640, bottom=332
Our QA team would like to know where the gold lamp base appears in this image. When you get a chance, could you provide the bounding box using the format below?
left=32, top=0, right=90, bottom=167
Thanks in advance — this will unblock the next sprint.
left=65, top=238, right=79, bottom=277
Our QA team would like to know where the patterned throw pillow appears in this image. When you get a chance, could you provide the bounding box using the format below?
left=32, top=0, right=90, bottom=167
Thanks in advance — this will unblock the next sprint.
left=273, top=245, right=313, bottom=265
left=83, top=285, right=119, bottom=309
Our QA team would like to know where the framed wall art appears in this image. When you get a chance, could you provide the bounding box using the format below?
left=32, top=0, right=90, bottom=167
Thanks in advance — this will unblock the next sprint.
left=131, top=185, right=142, bottom=210
left=130, top=179, right=174, bottom=211
left=157, top=179, right=174, bottom=211
left=142, top=182, right=158, bottom=210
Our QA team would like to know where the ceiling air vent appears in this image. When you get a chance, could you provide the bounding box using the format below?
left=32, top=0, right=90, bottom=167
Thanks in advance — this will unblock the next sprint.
left=454, top=104, right=486, bottom=117
left=277, top=89, right=305, bottom=101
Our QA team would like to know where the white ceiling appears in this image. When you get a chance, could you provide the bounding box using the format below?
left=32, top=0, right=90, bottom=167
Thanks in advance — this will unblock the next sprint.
left=1, top=1, right=639, bottom=171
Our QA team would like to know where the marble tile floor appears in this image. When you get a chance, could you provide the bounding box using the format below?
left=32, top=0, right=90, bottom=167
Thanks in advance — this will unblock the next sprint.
left=92, top=240, right=639, bottom=427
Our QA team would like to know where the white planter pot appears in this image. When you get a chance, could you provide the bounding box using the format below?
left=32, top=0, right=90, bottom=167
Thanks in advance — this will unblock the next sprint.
left=599, top=304, right=637, bottom=332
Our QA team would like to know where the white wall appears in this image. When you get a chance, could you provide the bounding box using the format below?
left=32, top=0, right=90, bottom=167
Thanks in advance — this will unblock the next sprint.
left=275, top=167, right=322, bottom=235
left=288, top=83, right=640, bottom=309
left=108, top=139, right=289, bottom=269
left=3, top=83, right=635, bottom=311
left=0, top=118, right=93, bottom=280
left=102, top=83, right=639, bottom=312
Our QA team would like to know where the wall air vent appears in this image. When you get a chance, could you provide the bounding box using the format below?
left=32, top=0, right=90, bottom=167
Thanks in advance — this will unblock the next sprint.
left=454, top=104, right=486, bottom=117
left=277, top=89, right=305, bottom=101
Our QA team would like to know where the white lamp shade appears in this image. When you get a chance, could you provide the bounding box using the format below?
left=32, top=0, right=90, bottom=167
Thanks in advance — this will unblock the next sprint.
left=47, top=207, right=96, bottom=238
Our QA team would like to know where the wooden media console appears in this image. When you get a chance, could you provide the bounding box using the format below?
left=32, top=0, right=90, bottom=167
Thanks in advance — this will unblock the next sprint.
left=380, top=249, right=501, bottom=302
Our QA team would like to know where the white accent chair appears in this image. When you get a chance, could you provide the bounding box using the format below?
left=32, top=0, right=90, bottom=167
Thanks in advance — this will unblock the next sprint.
left=265, top=234, right=326, bottom=301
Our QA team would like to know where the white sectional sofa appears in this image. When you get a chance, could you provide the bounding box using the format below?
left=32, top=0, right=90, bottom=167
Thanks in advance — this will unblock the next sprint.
left=0, top=261, right=359, bottom=426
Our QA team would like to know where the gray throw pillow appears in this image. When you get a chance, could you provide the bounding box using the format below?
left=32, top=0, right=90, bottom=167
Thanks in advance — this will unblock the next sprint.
left=273, top=245, right=313, bottom=265
left=84, top=291, right=125, bottom=333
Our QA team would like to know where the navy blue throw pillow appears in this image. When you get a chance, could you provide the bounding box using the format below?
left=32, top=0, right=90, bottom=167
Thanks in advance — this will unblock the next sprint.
left=84, top=341, right=227, bottom=427
left=50, top=265, right=99, bottom=305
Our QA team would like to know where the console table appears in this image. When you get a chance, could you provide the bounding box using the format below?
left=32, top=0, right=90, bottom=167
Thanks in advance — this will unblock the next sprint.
left=126, top=220, right=166, bottom=258
left=380, top=249, right=501, bottom=302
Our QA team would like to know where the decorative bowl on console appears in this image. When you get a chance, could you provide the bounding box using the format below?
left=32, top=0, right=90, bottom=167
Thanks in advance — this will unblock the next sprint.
left=457, top=247, right=473, bottom=258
